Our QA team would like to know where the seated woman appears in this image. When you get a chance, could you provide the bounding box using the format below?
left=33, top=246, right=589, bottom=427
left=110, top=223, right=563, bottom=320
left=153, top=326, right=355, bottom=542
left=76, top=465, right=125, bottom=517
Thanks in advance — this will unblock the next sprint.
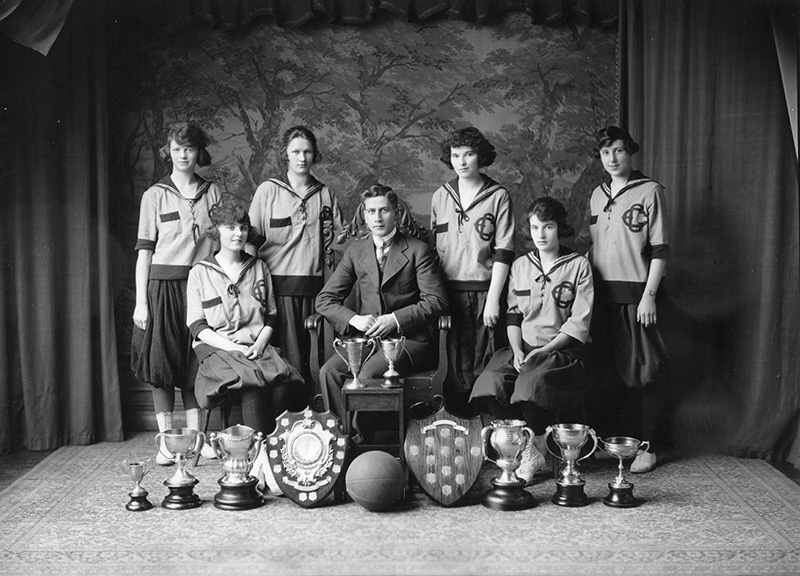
left=186, top=197, right=304, bottom=447
left=470, top=197, right=594, bottom=484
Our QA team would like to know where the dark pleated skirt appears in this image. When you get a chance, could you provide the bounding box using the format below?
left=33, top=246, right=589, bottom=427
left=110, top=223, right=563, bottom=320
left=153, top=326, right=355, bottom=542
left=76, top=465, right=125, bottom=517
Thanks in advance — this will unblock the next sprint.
left=470, top=344, right=591, bottom=413
left=130, top=279, right=194, bottom=390
left=446, top=290, right=501, bottom=394
left=194, top=345, right=304, bottom=410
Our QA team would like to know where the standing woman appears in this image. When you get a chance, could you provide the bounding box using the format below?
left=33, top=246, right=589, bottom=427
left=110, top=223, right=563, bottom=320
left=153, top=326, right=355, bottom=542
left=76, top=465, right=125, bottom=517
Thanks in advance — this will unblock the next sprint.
left=131, top=122, right=221, bottom=464
left=248, top=126, right=344, bottom=403
left=587, top=126, right=669, bottom=473
left=431, top=127, right=516, bottom=415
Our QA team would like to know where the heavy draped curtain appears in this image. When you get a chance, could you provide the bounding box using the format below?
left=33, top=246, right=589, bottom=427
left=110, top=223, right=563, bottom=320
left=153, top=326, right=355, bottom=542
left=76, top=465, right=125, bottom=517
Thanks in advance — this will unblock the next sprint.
left=0, top=0, right=123, bottom=453
left=622, top=0, right=800, bottom=465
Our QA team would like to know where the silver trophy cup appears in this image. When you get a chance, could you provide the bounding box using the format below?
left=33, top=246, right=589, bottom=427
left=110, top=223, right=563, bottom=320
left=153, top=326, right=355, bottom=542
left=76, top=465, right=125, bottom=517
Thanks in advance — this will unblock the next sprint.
left=122, top=459, right=153, bottom=511
left=209, top=424, right=265, bottom=510
left=154, top=427, right=206, bottom=509
left=480, top=419, right=537, bottom=510
left=598, top=436, right=649, bottom=507
left=333, top=336, right=377, bottom=389
left=377, top=336, right=406, bottom=389
left=546, top=423, right=598, bottom=507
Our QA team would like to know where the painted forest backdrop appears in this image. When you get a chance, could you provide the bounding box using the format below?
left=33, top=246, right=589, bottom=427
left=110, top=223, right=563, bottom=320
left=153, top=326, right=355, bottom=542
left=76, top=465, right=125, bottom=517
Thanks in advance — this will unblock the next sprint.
left=110, top=12, right=617, bottom=387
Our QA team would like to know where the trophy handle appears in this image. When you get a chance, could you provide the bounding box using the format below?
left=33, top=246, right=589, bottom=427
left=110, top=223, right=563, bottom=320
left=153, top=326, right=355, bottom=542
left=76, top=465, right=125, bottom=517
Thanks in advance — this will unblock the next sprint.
left=332, top=338, right=348, bottom=366
left=480, top=425, right=496, bottom=464
left=209, top=432, right=226, bottom=460
left=577, top=427, right=599, bottom=462
left=544, top=426, right=561, bottom=461
left=189, top=430, right=206, bottom=458
left=154, top=432, right=173, bottom=461
left=522, top=426, right=534, bottom=452
left=638, top=440, right=650, bottom=453
left=248, top=431, right=264, bottom=463
left=362, top=337, right=378, bottom=367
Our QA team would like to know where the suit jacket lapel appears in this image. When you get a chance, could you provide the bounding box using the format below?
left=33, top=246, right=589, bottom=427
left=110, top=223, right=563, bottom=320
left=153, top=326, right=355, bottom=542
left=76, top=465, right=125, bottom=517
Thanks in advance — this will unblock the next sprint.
left=381, top=233, right=408, bottom=287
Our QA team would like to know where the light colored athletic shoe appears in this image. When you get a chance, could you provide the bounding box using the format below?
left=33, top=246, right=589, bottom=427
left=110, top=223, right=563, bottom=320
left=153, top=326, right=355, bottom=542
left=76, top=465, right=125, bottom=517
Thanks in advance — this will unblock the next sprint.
left=517, top=439, right=546, bottom=486
left=630, top=450, right=657, bottom=474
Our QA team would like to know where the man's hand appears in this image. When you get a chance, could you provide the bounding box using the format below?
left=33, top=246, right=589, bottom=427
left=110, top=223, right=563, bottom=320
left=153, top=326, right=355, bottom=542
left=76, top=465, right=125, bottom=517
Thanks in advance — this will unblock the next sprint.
left=483, top=298, right=500, bottom=328
left=365, top=314, right=397, bottom=338
left=349, top=314, right=377, bottom=333
left=133, top=303, right=148, bottom=331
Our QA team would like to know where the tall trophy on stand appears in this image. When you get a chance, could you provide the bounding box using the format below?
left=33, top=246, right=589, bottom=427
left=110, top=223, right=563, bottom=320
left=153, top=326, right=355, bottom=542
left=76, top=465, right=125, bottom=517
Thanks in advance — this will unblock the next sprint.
left=122, top=459, right=153, bottom=511
left=333, top=336, right=377, bottom=389
left=155, top=428, right=206, bottom=510
left=377, top=336, right=405, bottom=389
left=598, top=436, right=649, bottom=508
left=209, top=424, right=265, bottom=510
left=546, top=423, right=598, bottom=507
left=480, top=419, right=537, bottom=510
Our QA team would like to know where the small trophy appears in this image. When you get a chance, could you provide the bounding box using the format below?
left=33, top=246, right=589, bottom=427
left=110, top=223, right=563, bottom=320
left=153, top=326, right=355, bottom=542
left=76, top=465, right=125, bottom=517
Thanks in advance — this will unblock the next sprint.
left=546, top=423, right=598, bottom=507
left=155, top=427, right=206, bottom=510
left=209, top=424, right=265, bottom=510
left=598, top=436, right=649, bottom=508
left=333, top=336, right=377, bottom=389
left=377, top=336, right=406, bottom=388
left=122, top=459, right=153, bottom=511
left=480, top=419, right=537, bottom=510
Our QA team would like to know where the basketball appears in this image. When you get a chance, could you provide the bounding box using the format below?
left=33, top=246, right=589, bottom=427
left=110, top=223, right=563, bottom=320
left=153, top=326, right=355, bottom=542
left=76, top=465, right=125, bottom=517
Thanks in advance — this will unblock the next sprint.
left=345, top=451, right=405, bottom=511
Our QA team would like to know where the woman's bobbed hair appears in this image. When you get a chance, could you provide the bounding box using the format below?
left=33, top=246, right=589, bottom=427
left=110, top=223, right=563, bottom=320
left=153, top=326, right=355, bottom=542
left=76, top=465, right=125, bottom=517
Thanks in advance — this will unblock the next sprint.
left=593, top=126, right=640, bottom=159
left=205, top=197, right=251, bottom=241
left=439, top=127, right=497, bottom=168
left=281, top=125, right=322, bottom=165
left=526, top=196, right=575, bottom=238
left=158, top=122, right=212, bottom=167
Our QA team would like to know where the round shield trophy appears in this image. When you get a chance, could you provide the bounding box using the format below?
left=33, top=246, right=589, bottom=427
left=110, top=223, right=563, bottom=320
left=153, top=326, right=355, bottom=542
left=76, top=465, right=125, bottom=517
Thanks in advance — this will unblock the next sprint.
left=122, top=459, right=153, bottom=511
left=155, top=427, right=206, bottom=509
left=480, top=419, right=537, bottom=510
left=598, top=436, right=649, bottom=508
left=546, top=423, right=598, bottom=507
left=209, top=424, right=265, bottom=510
left=333, top=336, right=377, bottom=389
left=377, top=336, right=405, bottom=389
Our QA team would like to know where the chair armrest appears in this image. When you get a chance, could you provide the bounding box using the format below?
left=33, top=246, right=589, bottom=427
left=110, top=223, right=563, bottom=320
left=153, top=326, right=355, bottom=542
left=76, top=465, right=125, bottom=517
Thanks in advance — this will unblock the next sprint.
left=431, top=315, right=450, bottom=397
left=305, top=313, right=332, bottom=411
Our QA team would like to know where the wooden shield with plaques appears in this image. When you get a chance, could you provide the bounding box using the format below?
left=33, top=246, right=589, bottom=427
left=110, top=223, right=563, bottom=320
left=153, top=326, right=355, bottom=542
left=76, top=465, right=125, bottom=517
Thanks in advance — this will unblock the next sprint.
left=403, top=404, right=484, bottom=506
left=266, top=407, right=347, bottom=508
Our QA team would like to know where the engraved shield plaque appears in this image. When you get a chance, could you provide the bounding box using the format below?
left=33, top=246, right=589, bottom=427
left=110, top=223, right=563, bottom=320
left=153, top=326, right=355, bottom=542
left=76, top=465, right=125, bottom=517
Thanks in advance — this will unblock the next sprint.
left=266, top=408, right=347, bottom=508
left=403, top=405, right=483, bottom=506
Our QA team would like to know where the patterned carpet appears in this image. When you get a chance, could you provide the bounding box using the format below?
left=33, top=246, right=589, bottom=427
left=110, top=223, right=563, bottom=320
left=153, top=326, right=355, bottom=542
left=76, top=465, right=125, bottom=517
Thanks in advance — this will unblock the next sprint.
left=1, top=432, right=799, bottom=576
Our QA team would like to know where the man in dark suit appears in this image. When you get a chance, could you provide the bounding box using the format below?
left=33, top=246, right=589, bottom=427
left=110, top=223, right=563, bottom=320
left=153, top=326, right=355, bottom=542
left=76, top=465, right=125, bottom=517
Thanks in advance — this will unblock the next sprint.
left=316, top=184, right=449, bottom=428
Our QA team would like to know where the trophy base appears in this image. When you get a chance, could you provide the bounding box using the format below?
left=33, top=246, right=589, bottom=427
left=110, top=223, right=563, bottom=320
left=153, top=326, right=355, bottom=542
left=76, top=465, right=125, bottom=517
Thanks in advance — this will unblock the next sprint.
left=552, top=481, right=591, bottom=507
left=126, top=492, right=153, bottom=512
left=381, top=376, right=403, bottom=389
left=603, top=482, right=643, bottom=508
left=343, top=378, right=367, bottom=390
left=162, top=479, right=202, bottom=510
left=483, top=478, right=537, bottom=511
left=214, top=477, right=264, bottom=510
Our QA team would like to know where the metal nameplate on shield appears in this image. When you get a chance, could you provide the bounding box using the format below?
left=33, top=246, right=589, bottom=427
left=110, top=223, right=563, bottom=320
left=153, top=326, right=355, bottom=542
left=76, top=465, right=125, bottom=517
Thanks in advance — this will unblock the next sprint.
left=266, top=408, right=347, bottom=508
left=404, top=405, right=483, bottom=506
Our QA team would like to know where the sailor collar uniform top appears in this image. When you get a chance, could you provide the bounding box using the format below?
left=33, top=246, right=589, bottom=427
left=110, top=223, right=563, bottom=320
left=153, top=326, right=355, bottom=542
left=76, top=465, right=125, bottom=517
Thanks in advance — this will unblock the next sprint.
left=248, top=175, right=344, bottom=296
left=431, top=176, right=516, bottom=291
left=186, top=252, right=278, bottom=360
left=507, top=246, right=594, bottom=352
left=588, top=170, right=670, bottom=304
left=135, top=175, right=221, bottom=279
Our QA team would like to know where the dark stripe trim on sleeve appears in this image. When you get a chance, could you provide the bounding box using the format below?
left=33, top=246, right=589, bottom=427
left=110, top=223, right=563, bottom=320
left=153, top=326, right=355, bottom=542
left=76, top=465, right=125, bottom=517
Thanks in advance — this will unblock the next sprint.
left=201, top=297, right=222, bottom=309
left=189, top=319, right=212, bottom=339
left=135, top=238, right=156, bottom=251
left=435, top=222, right=449, bottom=233
left=514, top=289, right=531, bottom=296
left=494, top=248, right=516, bottom=265
left=590, top=215, right=598, bottom=225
